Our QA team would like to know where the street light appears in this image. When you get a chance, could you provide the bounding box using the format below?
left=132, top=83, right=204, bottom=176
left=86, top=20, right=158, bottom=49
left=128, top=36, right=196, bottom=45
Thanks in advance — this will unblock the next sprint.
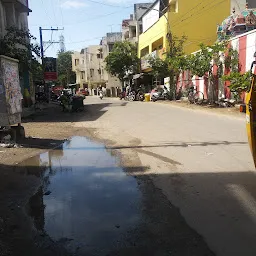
left=139, top=6, right=172, bottom=55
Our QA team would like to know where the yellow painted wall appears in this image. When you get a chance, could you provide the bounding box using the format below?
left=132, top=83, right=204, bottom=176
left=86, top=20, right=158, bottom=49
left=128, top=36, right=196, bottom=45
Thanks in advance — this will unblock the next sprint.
left=168, top=0, right=231, bottom=54
left=138, top=15, right=168, bottom=58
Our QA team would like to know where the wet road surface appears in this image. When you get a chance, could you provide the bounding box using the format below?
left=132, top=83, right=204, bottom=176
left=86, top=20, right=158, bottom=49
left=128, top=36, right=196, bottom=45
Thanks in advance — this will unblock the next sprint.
left=78, top=97, right=256, bottom=256
left=22, top=136, right=213, bottom=256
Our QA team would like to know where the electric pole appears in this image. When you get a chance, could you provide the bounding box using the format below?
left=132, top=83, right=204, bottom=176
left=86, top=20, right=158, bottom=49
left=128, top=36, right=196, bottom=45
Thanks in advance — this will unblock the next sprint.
left=39, top=27, right=64, bottom=61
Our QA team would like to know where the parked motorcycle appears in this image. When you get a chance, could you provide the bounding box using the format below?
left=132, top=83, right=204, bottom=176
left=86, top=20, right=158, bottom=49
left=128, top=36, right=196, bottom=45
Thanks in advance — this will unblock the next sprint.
left=119, top=91, right=126, bottom=100
left=35, top=92, right=49, bottom=103
left=127, top=91, right=136, bottom=101
left=136, top=91, right=145, bottom=101
left=151, top=86, right=170, bottom=102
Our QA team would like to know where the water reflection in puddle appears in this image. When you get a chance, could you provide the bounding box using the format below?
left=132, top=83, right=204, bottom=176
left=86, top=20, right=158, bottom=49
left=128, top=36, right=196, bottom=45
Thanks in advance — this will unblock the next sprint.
left=24, top=137, right=142, bottom=255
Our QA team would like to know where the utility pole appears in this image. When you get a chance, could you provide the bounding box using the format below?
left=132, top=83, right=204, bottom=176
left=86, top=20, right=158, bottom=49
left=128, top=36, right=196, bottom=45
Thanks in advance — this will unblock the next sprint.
left=39, top=27, right=64, bottom=61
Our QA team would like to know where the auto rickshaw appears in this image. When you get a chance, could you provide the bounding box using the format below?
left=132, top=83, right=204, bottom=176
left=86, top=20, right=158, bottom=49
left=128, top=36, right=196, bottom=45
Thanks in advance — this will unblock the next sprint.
left=246, top=54, right=256, bottom=167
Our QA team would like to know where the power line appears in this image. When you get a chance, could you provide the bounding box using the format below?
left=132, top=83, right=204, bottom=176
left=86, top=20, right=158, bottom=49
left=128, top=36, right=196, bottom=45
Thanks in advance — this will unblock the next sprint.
left=40, top=0, right=53, bottom=23
left=65, top=36, right=103, bottom=45
left=170, top=0, right=211, bottom=26
left=30, top=4, right=133, bottom=28
left=171, top=0, right=220, bottom=27
left=85, top=0, right=132, bottom=8
left=64, top=7, right=132, bottom=26
left=51, top=0, right=57, bottom=26
left=172, top=0, right=226, bottom=28
left=58, top=0, right=64, bottom=26
left=39, top=27, right=64, bottom=59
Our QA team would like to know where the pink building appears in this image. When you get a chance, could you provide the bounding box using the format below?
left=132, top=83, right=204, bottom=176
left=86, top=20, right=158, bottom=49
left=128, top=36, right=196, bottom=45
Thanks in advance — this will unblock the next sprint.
left=177, top=29, right=256, bottom=102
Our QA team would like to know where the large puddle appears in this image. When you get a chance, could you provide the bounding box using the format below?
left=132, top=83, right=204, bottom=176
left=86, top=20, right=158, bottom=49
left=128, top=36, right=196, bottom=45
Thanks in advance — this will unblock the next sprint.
left=21, top=137, right=142, bottom=255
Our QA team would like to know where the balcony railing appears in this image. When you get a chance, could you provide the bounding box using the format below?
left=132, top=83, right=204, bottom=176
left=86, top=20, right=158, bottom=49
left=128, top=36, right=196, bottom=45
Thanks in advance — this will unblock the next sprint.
left=141, top=51, right=157, bottom=70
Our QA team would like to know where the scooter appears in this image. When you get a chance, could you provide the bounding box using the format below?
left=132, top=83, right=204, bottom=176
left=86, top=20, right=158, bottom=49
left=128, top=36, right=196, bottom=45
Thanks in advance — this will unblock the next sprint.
left=151, top=86, right=170, bottom=102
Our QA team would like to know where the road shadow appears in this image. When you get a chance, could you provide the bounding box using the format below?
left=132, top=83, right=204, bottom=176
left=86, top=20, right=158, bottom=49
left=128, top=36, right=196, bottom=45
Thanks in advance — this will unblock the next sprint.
left=107, top=140, right=248, bottom=150
left=13, top=139, right=248, bottom=152
left=22, top=102, right=114, bottom=123
left=18, top=137, right=64, bottom=149
left=0, top=161, right=214, bottom=256
left=1, top=157, right=256, bottom=255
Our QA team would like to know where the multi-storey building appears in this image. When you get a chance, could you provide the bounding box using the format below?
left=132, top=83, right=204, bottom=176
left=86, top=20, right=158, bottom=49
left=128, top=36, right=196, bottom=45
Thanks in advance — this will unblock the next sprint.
left=138, top=0, right=254, bottom=73
left=122, top=3, right=151, bottom=45
left=72, top=46, right=104, bottom=89
left=72, top=33, right=122, bottom=95
left=0, top=0, right=30, bottom=38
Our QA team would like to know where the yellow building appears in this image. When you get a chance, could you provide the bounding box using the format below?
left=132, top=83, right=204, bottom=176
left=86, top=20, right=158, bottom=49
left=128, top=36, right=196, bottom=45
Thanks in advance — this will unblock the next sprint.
left=138, top=0, right=248, bottom=72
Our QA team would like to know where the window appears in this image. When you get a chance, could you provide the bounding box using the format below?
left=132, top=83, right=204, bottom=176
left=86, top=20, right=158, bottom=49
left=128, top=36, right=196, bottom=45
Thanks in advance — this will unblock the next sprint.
left=97, top=53, right=103, bottom=59
left=130, top=26, right=136, bottom=38
left=90, top=68, right=94, bottom=78
left=81, top=71, right=85, bottom=80
left=139, top=24, right=143, bottom=35
left=170, top=0, right=178, bottom=13
left=108, top=43, right=114, bottom=52
left=141, top=46, right=149, bottom=57
left=75, top=59, right=79, bottom=66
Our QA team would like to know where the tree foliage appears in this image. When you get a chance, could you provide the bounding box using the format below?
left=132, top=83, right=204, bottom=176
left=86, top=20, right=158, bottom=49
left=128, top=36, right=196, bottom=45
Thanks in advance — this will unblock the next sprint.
left=183, top=42, right=228, bottom=78
left=57, top=51, right=76, bottom=86
left=222, top=71, right=251, bottom=95
left=105, top=41, right=139, bottom=82
left=31, top=59, right=43, bottom=82
left=0, top=26, right=40, bottom=73
left=148, top=56, right=169, bottom=80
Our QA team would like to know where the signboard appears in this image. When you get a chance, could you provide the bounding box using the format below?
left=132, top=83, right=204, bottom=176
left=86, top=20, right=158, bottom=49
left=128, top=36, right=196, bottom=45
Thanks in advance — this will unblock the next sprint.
left=141, top=51, right=156, bottom=70
left=164, top=77, right=170, bottom=91
left=142, top=1, right=160, bottom=32
left=43, top=57, right=57, bottom=81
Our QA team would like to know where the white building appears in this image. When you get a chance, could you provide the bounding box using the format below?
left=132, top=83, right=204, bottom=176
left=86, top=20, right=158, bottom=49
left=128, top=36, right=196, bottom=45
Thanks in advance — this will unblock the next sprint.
left=0, top=0, right=31, bottom=38
left=101, top=32, right=122, bottom=92
left=72, top=46, right=104, bottom=89
left=122, top=3, right=152, bottom=44
left=73, top=32, right=123, bottom=96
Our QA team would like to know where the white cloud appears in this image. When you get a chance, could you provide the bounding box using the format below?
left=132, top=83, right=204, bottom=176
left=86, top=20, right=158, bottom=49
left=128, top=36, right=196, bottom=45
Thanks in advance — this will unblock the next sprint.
left=61, top=0, right=87, bottom=9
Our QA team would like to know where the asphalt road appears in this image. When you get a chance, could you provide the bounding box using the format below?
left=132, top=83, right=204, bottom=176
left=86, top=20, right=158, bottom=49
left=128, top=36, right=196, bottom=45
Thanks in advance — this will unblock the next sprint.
left=77, top=96, right=256, bottom=256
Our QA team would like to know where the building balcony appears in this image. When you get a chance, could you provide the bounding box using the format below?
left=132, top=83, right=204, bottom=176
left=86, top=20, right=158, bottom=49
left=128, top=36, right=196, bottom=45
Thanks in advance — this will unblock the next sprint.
left=2, top=0, right=32, bottom=13
left=141, top=51, right=157, bottom=71
left=73, top=64, right=86, bottom=72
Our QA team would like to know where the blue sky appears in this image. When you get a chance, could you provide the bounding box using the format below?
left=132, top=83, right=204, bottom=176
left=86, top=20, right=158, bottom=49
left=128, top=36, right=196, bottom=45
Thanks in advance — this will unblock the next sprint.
left=28, top=0, right=153, bottom=57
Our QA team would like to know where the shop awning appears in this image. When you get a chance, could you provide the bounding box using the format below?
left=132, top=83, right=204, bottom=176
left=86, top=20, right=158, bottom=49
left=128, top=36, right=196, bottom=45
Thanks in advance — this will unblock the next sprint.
left=133, top=73, right=144, bottom=80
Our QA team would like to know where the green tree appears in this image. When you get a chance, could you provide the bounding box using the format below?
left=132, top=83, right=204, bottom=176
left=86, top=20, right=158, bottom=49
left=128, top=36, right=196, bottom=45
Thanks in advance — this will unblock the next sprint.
left=0, top=26, right=40, bottom=74
left=148, top=56, right=170, bottom=81
left=57, top=51, right=76, bottom=86
left=105, top=41, right=139, bottom=82
left=147, top=35, right=187, bottom=98
left=185, top=42, right=228, bottom=78
left=31, top=59, right=43, bottom=82
left=222, top=71, right=251, bottom=100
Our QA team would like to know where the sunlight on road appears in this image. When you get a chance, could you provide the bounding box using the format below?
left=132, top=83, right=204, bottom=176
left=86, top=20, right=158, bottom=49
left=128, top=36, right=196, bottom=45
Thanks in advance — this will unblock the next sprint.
left=228, top=184, right=256, bottom=224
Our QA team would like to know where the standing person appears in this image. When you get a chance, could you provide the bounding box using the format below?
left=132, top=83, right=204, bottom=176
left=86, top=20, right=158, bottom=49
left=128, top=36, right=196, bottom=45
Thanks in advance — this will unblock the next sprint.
left=102, top=86, right=106, bottom=96
left=99, top=86, right=103, bottom=100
